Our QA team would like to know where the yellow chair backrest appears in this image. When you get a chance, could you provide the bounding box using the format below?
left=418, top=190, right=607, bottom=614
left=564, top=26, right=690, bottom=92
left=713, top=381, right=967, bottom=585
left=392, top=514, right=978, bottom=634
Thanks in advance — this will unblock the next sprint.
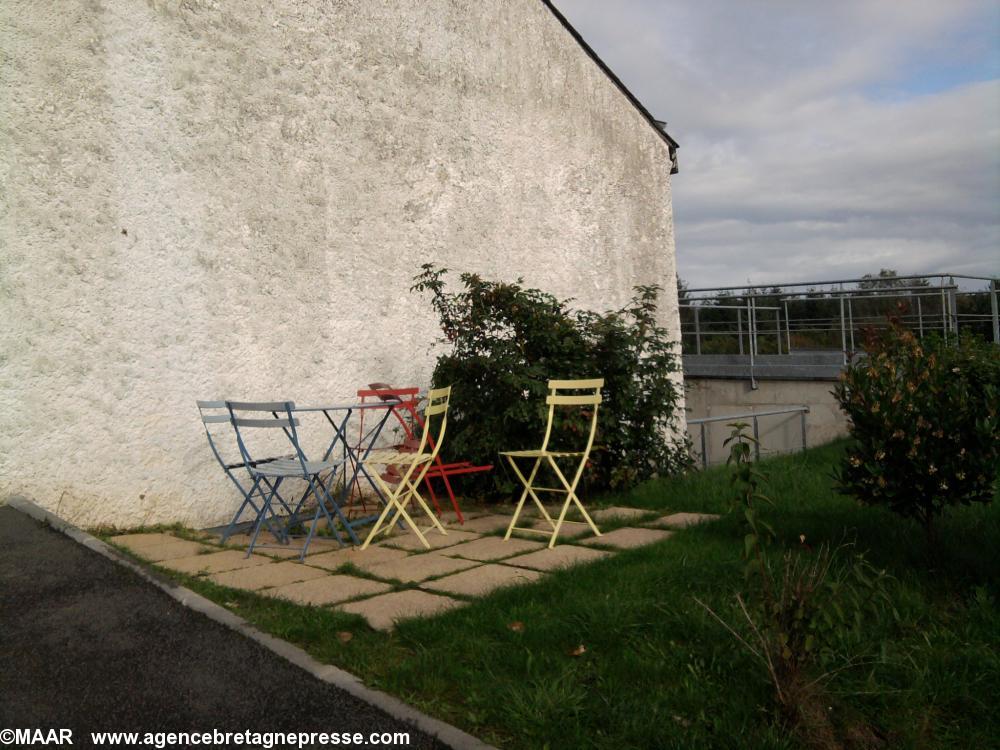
left=539, top=378, right=603, bottom=454
left=416, top=385, right=451, bottom=459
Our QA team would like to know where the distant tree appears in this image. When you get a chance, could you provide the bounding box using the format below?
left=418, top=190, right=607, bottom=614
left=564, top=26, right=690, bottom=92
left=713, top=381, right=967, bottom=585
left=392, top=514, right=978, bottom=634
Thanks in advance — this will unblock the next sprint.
left=858, top=269, right=930, bottom=293
left=677, top=276, right=690, bottom=302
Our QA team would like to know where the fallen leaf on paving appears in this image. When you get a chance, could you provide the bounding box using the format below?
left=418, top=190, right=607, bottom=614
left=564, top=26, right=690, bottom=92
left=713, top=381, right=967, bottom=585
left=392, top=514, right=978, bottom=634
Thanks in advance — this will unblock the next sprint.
left=337, top=631, right=353, bottom=644
left=507, top=621, right=525, bottom=633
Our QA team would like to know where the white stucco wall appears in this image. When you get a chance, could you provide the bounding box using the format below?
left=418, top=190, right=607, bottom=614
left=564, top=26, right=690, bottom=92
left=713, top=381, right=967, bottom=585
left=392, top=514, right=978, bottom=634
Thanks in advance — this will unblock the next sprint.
left=0, top=0, right=683, bottom=528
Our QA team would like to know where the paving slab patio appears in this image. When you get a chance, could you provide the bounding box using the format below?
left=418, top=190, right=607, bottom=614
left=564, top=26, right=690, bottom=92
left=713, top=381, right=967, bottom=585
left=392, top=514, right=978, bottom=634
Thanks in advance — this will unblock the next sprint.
left=157, top=550, right=272, bottom=576
left=365, top=552, right=481, bottom=583
left=220, top=533, right=343, bottom=558
left=578, top=527, right=674, bottom=550
left=258, top=575, right=391, bottom=606
left=381, top=528, right=481, bottom=552
left=306, top=545, right=409, bottom=573
left=590, top=506, right=658, bottom=523
left=110, top=533, right=215, bottom=562
left=447, top=514, right=515, bottom=534
left=441, top=535, right=546, bottom=562
left=110, top=533, right=188, bottom=551
left=338, top=590, right=465, bottom=631
left=501, top=544, right=613, bottom=571
left=438, top=509, right=489, bottom=524
left=423, top=564, right=544, bottom=597
left=207, top=561, right=329, bottom=591
left=645, top=512, right=721, bottom=529
left=123, top=537, right=216, bottom=562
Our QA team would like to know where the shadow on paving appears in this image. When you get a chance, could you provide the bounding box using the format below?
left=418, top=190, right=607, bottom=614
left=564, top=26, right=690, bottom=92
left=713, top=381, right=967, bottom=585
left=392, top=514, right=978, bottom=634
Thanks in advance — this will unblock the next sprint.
left=0, top=506, right=445, bottom=749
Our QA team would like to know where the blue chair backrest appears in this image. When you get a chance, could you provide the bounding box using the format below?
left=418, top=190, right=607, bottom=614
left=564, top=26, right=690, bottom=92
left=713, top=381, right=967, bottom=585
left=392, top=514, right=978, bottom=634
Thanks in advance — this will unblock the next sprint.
left=225, top=401, right=309, bottom=476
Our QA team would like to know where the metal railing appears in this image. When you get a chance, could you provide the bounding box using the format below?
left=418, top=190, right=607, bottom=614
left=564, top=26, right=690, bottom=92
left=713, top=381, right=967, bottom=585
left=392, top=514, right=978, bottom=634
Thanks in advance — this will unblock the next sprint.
left=687, top=406, right=810, bottom=469
left=679, top=273, right=999, bottom=386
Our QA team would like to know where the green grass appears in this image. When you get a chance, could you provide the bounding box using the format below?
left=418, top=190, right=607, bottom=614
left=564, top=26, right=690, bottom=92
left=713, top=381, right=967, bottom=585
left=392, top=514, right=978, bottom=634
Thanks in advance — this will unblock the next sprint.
left=115, top=441, right=1000, bottom=749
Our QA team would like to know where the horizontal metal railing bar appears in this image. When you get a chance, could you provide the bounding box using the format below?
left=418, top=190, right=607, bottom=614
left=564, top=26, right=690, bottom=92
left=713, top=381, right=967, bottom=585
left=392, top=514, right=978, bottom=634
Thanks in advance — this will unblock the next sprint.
left=686, top=273, right=996, bottom=294
left=688, top=406, right=810, bottom=425
left=679, top=304, right=780, bottom=310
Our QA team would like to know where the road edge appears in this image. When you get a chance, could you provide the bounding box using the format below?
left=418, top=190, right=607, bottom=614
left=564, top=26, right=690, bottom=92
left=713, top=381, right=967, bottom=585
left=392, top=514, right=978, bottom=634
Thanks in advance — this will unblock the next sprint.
left=6, top=495, right=495, bottom=750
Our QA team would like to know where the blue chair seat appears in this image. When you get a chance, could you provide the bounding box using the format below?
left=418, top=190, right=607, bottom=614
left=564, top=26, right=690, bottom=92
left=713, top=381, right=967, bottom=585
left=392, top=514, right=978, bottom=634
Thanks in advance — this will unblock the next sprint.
left=250, top=457, right=345, bottom=477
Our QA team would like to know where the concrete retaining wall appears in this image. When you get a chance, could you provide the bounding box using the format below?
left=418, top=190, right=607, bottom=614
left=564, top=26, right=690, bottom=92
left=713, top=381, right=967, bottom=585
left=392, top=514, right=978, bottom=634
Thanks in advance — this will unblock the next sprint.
left=686, top=378, right=847, bottom=466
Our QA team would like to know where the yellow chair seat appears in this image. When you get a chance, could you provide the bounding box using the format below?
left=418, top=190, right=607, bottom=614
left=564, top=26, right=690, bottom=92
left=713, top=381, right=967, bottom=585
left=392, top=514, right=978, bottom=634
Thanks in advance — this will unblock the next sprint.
left=500, top=449, right=586, bottom=458
left=364, top=449, right=433, bottom=466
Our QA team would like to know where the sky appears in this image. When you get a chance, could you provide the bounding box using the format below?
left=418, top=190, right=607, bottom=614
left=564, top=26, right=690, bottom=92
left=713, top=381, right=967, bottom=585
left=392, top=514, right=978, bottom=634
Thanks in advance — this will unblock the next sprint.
left=554, top=0, right=1000, bottom=290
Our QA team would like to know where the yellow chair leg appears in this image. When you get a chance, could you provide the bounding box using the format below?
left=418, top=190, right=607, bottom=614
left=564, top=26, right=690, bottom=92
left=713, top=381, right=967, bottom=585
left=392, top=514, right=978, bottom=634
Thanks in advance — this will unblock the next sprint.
left=362, top=472, right=431, bottom=550
left=504, top=456, right=555, bottom=540
left=545, top=456, right=600, bottom=548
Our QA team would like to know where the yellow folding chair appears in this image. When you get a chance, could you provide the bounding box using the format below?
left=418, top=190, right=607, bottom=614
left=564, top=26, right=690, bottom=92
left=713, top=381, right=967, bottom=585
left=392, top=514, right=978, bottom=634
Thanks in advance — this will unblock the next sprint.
left=502, top=378, right=603, bottom=548
left=361, top=386, right=452, bottom=550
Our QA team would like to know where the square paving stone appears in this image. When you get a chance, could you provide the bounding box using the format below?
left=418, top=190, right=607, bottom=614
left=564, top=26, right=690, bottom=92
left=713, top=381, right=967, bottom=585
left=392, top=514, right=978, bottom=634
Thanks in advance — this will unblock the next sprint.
left=590, top=506, right=657, bottom=523
left=366, top=552, right=480, bottom=583
left=306, top=545, right=409, bottom=573
left=207, top=561, right=329, bottom=591
left=645, top=512, right=721, bottom=529
left=578, top=527, right=674, bottom=550
left=442, top=536, right=545, bottom=562
left=338, top=590, right=465, bottom=631
left=157, top=550, right=271, bottom=576
left=221, top=534, right=342, bottom=559
left=501, top=544, right=613, bottom=571
left=110, top=533, right=198, bottom=555
left=131, top=538, right=216, bottom=562
left=111, top=534, right=213, bottom=562
left=383, top=528, right=481, bottom=552
left=439, top=509, right=488, bottom=525
left=448, top=514, right=516, bottom=534
left=423, top=564, right=544, bottom=597
left=258, top=575, right=391, bottom=606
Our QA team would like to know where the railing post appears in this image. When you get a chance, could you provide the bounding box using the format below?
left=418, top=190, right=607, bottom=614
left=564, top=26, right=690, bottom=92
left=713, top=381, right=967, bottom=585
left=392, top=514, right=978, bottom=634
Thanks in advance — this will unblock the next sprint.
left=948, top=282, right=959, bottom=336
left=839, top=294, right=847, bottom=365
left=848, top=297, right=855, bottom=352
left=752, top=415, right=760, bottom=461
left=694, top=306, right=702, bottom=355
left=775, top=307, right=782, bottom=355
left=941, top=286, right=948, bottom=343
left=700, top=423, right=708, bottom=470
left=917, top=296, right=924, bottom=338
left=800, top=409, right=807, bottom=452
left=737, top=308, right=744, bottom=355
left=991, top=284, right=999, bottom=345
left=748, top=298, right=757, bottom=390
left=784, top=299, right=792, bottom=354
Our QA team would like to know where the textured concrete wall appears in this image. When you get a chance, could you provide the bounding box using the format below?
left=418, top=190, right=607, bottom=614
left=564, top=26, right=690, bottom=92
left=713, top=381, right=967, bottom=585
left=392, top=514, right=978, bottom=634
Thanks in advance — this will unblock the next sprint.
left=685, top=378, right=847, bottom=466
left=0, top=0, right=682, bottom=528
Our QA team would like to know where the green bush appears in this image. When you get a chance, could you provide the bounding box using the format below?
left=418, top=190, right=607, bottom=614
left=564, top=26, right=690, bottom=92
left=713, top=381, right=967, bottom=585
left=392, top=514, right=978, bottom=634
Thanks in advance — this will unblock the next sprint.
left=411, top=265, right=690, bottom=497
left=834, top=318, right=1000, bottom=541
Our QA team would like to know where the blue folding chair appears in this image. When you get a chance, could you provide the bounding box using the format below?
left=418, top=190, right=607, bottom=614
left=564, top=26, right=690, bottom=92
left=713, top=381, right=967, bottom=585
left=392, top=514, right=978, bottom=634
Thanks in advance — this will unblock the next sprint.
left=226, top=400, right=351, bottom=559
left=197, top=400, right=296, bottom=545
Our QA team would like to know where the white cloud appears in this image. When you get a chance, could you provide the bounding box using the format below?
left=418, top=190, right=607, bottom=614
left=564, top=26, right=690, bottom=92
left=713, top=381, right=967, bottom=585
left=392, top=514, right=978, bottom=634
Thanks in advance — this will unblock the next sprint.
left=553, top=0, right=1000, bottom=288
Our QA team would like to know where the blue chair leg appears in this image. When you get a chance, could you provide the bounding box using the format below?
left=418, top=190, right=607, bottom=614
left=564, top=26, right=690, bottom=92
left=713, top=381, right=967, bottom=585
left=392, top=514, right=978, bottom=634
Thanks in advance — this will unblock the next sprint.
left=246, top=477, right=283, bottom=558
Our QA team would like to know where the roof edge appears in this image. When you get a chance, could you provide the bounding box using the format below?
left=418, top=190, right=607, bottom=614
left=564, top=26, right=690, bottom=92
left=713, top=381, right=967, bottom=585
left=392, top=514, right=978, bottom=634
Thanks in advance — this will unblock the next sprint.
left=539, top=0, right=679, bottom=174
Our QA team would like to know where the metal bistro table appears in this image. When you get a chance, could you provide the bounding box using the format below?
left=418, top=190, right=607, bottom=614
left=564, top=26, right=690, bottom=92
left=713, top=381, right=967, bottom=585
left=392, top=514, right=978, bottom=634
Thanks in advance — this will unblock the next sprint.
left=284, top=399, right=401, bottom=558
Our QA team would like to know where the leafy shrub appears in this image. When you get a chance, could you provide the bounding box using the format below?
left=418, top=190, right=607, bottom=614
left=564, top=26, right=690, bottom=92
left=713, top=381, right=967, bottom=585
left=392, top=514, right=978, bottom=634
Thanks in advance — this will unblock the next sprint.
left=834, top=317, right=1000, bottom=542
left=411, top=264, right=690, bottom=497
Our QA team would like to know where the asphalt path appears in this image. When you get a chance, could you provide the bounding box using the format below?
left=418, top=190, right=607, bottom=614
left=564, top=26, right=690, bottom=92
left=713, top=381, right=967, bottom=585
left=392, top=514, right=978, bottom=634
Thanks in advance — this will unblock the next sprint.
left=0, top=506, right=445, bottom=749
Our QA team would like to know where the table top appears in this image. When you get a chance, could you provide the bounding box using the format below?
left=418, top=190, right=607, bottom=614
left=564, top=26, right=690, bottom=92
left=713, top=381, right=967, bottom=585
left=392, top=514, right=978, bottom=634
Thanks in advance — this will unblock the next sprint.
left=290, top=400, right=401, bottom=413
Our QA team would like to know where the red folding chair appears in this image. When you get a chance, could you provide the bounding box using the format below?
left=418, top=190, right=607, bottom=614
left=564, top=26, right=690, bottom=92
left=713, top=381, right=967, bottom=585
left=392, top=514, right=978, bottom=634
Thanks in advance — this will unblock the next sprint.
left=353, top=383, right=492, bottom=524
